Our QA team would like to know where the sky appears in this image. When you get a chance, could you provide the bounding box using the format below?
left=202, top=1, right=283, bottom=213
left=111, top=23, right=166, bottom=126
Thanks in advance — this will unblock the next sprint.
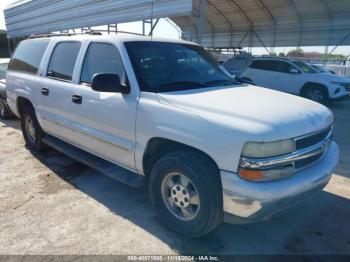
left=0, top=0, right=349, bottom=57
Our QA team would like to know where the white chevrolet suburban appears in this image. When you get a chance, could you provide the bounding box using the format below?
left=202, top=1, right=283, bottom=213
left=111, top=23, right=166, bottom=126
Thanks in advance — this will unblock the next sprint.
left=241, top=57, right=350, bottom=103
left=6, top=34, right=339, bottom=237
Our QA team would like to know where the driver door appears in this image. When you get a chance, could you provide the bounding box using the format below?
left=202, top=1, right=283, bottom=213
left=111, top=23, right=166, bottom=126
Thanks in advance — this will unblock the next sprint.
left=69, top=41, right=138, bottom=170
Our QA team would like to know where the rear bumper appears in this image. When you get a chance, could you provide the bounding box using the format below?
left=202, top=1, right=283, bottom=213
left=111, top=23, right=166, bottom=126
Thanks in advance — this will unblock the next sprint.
left=0, top=97, right=15, bottom=117
left=221, top=141, right=339, bottom=224
left=6, top=97, right=20, bottom=118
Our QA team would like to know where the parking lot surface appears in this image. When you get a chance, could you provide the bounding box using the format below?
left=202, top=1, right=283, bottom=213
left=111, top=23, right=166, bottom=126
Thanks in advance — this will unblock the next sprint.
left=0, top=99, right=349, bottom=255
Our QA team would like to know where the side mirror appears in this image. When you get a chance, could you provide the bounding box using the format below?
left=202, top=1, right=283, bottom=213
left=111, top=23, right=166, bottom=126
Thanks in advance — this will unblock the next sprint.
left=91, top=73, right=130, bottom=94
left=289, top=68, right=300, bottom=74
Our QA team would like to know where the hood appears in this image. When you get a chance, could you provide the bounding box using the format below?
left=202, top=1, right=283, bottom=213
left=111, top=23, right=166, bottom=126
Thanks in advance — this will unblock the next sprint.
left=315, top=73, right=350, bottom=82
left=157, top=85, right=333, bottom=142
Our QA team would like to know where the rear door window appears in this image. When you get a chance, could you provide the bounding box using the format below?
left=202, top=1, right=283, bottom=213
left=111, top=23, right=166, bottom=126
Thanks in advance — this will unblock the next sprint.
left=80, top=42, right=125, bottom=84
left=8, top=39, right=49, bottom=74
left=249, top=60, right=262, bottom=69
left=47, top=42, right=81, bottom=81
left=250, top=60, right=278, bottom=72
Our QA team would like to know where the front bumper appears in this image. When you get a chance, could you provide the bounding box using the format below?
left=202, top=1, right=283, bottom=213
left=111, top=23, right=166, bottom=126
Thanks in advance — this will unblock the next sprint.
left=221, top=141, right=339, bottom=224
left=329, top=84, right=350, bottom=100
left=330, top=93, right=350, bottom=101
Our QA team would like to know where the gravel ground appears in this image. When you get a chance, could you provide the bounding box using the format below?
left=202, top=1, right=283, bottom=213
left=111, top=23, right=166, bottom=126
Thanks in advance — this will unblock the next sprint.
left=0, top=99, right=349, bottom=255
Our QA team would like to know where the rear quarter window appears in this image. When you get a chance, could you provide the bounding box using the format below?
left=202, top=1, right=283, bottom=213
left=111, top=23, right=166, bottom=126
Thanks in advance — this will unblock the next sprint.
left=0, top=63, right=8, bottom=79
left=8, top=39, right=49, bottom=74
left=47, top=42, right=81, bottom=81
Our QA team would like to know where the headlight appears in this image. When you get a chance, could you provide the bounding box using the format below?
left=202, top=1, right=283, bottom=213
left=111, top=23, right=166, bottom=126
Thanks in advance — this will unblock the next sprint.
left=242, top=139, right=294, bottom=158
left=240, top=139, right=295, bottom=181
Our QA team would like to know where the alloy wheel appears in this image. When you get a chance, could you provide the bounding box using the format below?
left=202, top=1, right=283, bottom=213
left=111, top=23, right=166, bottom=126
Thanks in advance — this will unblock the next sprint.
left=24, top=115, right=36, bottom=144
left=308, top=89, right=324, bottom=103
left=161, top=172, right=200, bottom=221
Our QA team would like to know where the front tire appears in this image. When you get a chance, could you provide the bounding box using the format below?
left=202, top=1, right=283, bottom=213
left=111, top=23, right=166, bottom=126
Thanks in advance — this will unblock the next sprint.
left=302, top=86, right=329, bottom=104
left=20, top=105, right=46, bottom=151
left=149, top=150, right=223, bottom=237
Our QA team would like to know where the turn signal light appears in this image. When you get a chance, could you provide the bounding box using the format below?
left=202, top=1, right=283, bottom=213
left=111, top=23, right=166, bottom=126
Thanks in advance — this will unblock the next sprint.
left=239, top=169, right=263, bottom=181
left=239, top=166, right=294, bottom=182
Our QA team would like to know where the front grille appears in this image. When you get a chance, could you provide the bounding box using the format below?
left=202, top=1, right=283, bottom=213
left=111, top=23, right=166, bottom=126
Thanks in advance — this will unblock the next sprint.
left=295, top=126, right=332, bottom=150
left=293, top=125, right=332, bottom=170
left=295, top=153, right=323, bottom=169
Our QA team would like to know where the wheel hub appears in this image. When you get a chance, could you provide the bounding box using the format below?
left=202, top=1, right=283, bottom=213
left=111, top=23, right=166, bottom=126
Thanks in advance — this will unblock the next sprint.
left=161, top=172, right=200, bottom=221
left=308, top=89, right=323, bottom=102
left=25, top=116, right=36, bottom=143
left=170, top=184, right=190, bottom=208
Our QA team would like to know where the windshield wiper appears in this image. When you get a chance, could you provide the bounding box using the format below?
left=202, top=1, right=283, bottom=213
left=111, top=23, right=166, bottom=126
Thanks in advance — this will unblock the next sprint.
left=205, top=79, right=238, bottom=86
left=157, top=81, right=209, bottom=89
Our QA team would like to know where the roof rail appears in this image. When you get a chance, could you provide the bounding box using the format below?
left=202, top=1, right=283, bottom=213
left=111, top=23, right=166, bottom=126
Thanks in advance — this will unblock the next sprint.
left=259, top=55, right=290, bottom=60
left=28, top=31, right=102, bottom=39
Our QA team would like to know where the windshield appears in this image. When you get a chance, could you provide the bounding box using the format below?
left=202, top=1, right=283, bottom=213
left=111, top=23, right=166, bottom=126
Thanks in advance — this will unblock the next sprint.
left=312, top=64, right=327, bottom=73
left=292, top=61, right=317, bottom=74
left=125, top=41, right=238, bottom=92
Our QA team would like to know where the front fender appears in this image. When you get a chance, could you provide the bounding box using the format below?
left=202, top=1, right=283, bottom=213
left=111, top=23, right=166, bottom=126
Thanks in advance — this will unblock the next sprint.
left=134, top=93, right=243, bottom=174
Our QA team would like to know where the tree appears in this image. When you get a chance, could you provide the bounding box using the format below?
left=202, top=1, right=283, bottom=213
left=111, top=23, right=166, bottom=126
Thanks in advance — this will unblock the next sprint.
left=327, top=53, right=346, bottom=60
left=287, top=49, right=304, bottom=57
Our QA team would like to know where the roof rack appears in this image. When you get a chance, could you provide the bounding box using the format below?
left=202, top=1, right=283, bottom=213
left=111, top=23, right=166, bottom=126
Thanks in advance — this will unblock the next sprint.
left=28, top=31, right=102, bottom=39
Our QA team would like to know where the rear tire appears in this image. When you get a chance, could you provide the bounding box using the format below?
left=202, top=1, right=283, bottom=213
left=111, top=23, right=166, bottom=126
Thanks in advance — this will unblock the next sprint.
left=302, top=86, right=329, bottom=104
left=0, top=99, right=12, bottom=119
left=149, top=150, right=223, bottom=237
left=20, top=105, right=46, bottom=151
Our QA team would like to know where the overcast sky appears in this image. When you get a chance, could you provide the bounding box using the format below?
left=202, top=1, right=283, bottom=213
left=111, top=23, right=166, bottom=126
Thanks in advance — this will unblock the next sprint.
left=0, top=0, right=349, bottom=56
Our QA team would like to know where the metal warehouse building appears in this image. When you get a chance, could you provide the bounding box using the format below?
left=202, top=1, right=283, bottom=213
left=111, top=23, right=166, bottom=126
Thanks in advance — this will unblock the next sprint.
left=3, top=0, right=350, bottom=55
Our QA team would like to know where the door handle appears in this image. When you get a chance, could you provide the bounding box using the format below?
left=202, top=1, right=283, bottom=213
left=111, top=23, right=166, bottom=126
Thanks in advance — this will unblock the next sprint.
left=72, top=95, right=82, bottom=104
left=41, top=88, right=49, bottom=96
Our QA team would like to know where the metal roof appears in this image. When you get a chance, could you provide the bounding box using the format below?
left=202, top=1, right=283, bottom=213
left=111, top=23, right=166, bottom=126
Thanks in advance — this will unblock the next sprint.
left=4, top=0, right=192, bottom=38
left=171, top=0, right=350, bottom=48
left=4, top=0, right=350, bottom=49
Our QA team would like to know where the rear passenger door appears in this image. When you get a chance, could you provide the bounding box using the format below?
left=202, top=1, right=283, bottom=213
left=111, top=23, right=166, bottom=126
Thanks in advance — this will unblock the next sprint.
left=39, top=41, right=81, bottom=143
left=69, top=41, right=138, bottom=170
left=272, top=61, right=303, bottom=94
left=245, top=60, right=299, bottom=93
left=244, top=60, right=277, bottom=88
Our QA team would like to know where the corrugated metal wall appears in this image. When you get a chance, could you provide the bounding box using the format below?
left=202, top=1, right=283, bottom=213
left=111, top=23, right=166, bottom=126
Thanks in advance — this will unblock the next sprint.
left=4, top=0, right=192, bottom=38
